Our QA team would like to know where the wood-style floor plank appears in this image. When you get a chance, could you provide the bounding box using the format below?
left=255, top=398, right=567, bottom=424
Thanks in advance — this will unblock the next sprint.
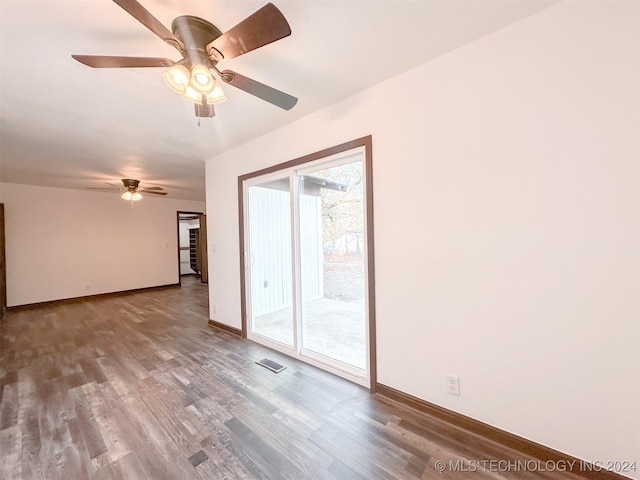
left=0, top=277, right=609, bottom=480
left=0, top=424, right=22, bottom=479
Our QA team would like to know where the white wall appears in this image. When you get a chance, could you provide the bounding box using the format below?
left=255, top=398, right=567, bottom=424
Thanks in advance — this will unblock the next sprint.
left=205, top=1, right=639, bottom=474
left=1, top=183, right=205, bottom=306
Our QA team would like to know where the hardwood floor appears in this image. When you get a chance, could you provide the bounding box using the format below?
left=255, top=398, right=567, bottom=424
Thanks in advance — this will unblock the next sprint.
left=0, top=277, right=601, bottom=479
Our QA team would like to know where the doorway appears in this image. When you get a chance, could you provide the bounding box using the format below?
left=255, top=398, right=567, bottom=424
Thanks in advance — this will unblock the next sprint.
left=239, top=137, right=376, bottom=388
left=177, top=211, right=208, bottom=285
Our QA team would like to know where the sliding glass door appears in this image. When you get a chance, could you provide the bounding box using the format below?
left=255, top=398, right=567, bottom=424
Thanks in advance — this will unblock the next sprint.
left=297, top=159, right=366, bottom=371
left=245, top=175, right=295, bottom=347
left=242, top=143, right=372, bottom=386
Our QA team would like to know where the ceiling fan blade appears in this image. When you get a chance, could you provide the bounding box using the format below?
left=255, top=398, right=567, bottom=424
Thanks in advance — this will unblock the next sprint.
left=72, top=55, right=175, bottom=68
left=140, top=186, right=164, bottom=191
left=144, top=191, right=168, bottom=196
left=219, top=70, right=297, bottom=110
left=112, top=0, right=184, bottom=51
left=207, top=3, right=291, bottom=60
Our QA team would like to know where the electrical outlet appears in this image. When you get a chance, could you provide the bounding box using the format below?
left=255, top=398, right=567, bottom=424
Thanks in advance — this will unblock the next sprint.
left=446, top=374, right=460, bottom=396
left=85, top=284, right=91, bottom=292
left=212, top=303, right=217, bottom=315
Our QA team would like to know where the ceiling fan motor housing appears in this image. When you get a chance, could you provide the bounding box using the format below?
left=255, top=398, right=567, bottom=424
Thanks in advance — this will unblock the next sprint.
left=122, top=179, right=140, bottom=190
left=172, top=16, right=223, bottom=64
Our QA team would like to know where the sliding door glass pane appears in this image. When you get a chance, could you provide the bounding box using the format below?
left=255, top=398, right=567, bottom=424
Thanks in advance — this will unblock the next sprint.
left=247, top=178, right=294, bottom=347
left=298, top=159, right=366, bottom=369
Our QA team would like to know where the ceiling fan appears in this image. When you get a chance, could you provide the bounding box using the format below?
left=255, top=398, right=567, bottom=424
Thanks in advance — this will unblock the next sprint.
left=87, top=178, right=167, bottom=201
left=72, top=0, right=297, bottom=117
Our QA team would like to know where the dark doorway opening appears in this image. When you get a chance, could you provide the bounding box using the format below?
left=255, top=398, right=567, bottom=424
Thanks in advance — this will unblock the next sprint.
left=176, top=211, right=208, bottom=287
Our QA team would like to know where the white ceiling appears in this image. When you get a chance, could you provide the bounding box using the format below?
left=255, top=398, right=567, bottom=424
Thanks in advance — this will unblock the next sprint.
left=0, top=0, right=556, bottom=201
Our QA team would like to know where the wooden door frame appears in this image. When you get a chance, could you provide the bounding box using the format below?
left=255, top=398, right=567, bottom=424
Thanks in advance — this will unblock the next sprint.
left=199, top=214, right=208, bottom=284
left=0, top=204, right=6, bottom=318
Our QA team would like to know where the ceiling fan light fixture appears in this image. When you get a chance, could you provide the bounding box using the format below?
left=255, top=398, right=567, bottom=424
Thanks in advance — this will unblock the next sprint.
left=190, top=64, right=215, bottom=94
left=207, top=83, right=227, bottom=104
left=121, top=191, right=143, bottom=201
left=182, top=85, right=205, bottom=105
left=183, top=83, right=227, bottom=105
left=162, top=64, right=191, bottom=94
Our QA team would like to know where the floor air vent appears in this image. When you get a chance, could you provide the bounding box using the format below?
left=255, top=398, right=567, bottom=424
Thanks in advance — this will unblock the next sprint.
left=255, top=358, right=286, bottom=373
